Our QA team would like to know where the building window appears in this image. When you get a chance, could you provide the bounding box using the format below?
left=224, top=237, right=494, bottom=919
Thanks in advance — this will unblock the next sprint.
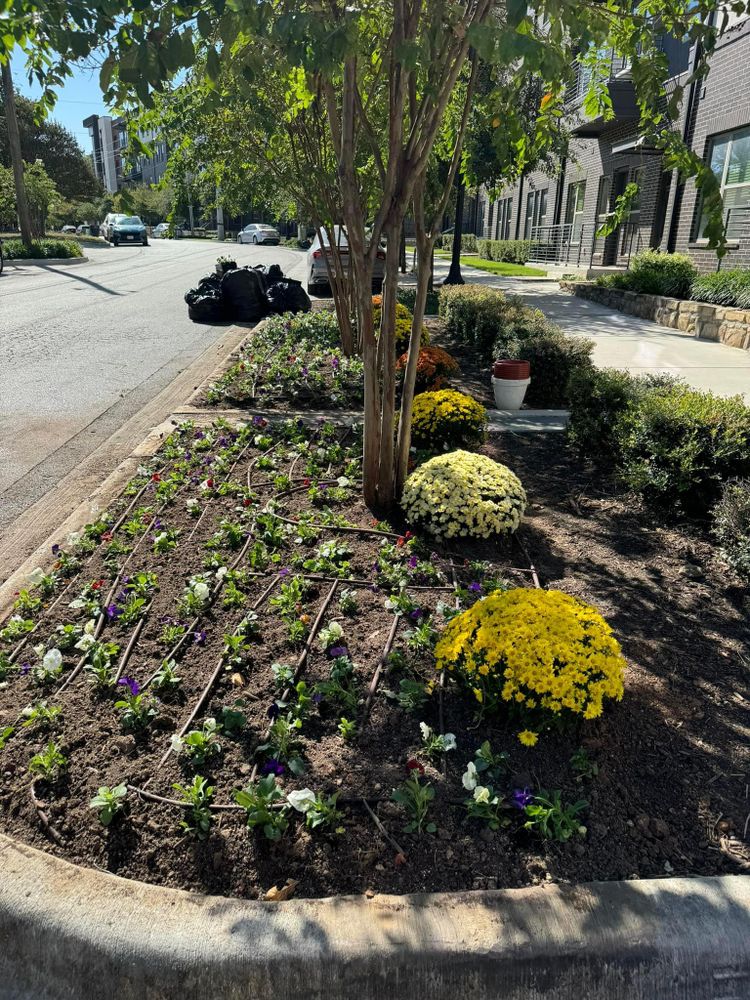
left=695, top=125, right=750, bottom=239
left=524, top=189, right=548, bottom=237
left=595, top=176, right=612, bottom=227
left=564, top=181, right=586, bottom=242
left=495, top=196, right=512, bottom=240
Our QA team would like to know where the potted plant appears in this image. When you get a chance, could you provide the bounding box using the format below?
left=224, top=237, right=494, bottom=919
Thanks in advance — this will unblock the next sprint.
left=491, top=359, right=531, bottom=410
left=216, top=255, right=237, bottom=276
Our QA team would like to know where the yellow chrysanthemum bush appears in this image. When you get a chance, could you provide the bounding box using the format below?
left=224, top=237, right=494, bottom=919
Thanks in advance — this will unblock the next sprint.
left=372, top=296, right=430, bottom=355
left=401, top=450, right=526, bottom=539
left=410, top=389, right=487, bottom=451
left=434, top=589, right=626, bottom=744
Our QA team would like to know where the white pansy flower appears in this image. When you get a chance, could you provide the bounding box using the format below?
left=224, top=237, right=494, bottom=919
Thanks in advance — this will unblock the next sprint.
left=42, top=649, right=63, bottom=674
left=27, top=568, right=46, bottom=587
left=419, top=722, right=431, bottom=741
left=154, top=532, right=168, bottom=547
left=473, top=786, right=491, bottom=804
left=287, top=789, right=317, bottom=812
left=215, top=567, right=228, bottom=581
left=462, top=761, right=478, bottom=791
left=33, top=643, right=45, bottom=659
left=337, top=477, right=350, bottom=487
left=186, top=498, right=201, bottom=513
left=191, top=581, right=210, bottom=604
left=443, top=733, right=457, bottom=751
left=66, top=531, right=82, bottom=547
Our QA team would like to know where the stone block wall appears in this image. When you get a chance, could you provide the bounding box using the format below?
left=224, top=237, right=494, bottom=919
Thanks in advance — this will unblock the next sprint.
left=559, top=282, right=750, bottom=351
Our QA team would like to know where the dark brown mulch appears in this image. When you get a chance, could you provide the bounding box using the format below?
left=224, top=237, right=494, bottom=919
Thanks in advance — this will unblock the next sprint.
left=0, top=426, right=748, bottom=901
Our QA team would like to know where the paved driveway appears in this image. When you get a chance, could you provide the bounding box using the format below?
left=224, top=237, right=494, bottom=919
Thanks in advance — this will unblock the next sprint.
left=0, top=239, right=307, bottom=531
left=429, top=258, right=750, bottom=403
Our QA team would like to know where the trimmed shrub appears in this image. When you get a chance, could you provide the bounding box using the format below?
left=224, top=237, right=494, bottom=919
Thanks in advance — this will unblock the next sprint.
left=373, top=296, right=429, bottom=354
left=475, top=239, right=533, bottom=264
left=434, top=589, right=626, bottom=740
left=690, top=269, right=750, bottom=309
left=567, top=368, right=678, bottom=464
left=713, top=479, right=750, bottom=581
left=4, top=238, right=83, bottom=260
left=397, top=286, right=440, bottom=316
left=618, top=387, right=750, bottom=516
left=410, top=389, right=487, bottom=451
left=396, top=346, right=460, bottom=392
left=441, top=233, right=478, bottom=254
left=509, top=329, right=594, bottom=408
left=439, top=284, right=511, bottom=351
left=596, top=250, right=697, bottom=299
left=401, top=450, right=526, bottom=539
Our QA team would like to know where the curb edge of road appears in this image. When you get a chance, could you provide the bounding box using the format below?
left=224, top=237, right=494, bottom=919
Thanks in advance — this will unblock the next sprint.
left=2, top=834, right=750, bottom=1000
left=5, top=255, right=90, bottom=267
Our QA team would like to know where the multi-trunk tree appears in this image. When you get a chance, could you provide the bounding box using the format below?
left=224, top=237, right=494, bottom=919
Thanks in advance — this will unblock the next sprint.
left=1, top=0, right=743, bottom=506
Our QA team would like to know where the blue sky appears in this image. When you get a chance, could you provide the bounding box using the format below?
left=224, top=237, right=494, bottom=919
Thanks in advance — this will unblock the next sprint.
left=13, top=62, right=113, bottom=156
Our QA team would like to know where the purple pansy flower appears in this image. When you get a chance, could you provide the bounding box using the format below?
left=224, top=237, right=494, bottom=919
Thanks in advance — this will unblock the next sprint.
left=331, top=356, right=340, bottom=371
left=267, top=703, right=281, bottom=721
left=278, top=567, right=291, bottom=578
left=20, top=662, right=31, bottom=676
left=262, top=759, right=285, bottom=776
left=118, top=676, right=140, bottom=697
left=407, top=555, right=418, bottom=569
left=312, top=692, right=323, bottom=705
left=328, top=645, right=349, bottom=658
left=409, top=608, right=425, bottom=622
left=105, top=603, right=123, bottom=621
left=51, top=543, right=60, bottom=556
left=193, top=630, right=207, bottom=646
left=468, top=581, right=483, bottom=593
left=252, top=415, right=266, bottom=428
left=512, top=787, right=534, bottom=810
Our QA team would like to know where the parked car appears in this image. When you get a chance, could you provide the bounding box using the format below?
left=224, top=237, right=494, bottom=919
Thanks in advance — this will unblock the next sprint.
left=108, top=216, right=149, bottom=247
left=100, top=213, right=128, bottom=241
left=306, top=226, right=385, bottom=294
left=61, top=225, right=77, bottom=234
left=237, top=223, right=281, bottom=245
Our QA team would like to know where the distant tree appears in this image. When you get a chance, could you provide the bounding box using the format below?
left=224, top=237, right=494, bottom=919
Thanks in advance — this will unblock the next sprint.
left=0, top=163, right=15, bottom=228
left=0, top=157, right=57, bottom=234
left=0, top=94, right=101, bottom=200
left=115, top=184, right=172, bottom=225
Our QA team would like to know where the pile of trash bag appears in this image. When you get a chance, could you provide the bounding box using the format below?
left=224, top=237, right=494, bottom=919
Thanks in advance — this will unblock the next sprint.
left=185, top=262, right=311, bottom=324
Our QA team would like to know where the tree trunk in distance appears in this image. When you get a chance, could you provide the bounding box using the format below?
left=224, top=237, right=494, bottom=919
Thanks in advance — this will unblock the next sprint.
left=1, top=59, right=33, bottom=250
left=443, top=175, right=465, bottom=285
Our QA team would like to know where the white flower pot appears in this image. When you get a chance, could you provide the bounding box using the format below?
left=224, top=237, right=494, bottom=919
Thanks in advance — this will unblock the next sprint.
left=492, top=375, right=530, bottom=411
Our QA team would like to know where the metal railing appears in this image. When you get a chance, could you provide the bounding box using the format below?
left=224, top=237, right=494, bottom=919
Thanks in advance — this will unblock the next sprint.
left=564, top=50, right=630, bottom=106
left=527, top=223, right=589, bottom=265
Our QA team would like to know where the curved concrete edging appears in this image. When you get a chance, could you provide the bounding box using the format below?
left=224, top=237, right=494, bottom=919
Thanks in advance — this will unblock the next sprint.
left=5, top=255, right=89, bottom=267
left=1, top=835, right=749, bottom=1000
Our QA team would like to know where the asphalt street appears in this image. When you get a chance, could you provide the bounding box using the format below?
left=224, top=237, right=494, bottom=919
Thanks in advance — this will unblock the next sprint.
left=0, top=238, right=307, bottom=533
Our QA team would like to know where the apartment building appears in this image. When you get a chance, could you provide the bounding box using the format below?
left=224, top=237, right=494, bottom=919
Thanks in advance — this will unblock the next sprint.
left=83, top=114, right=169, bottom=193
left=473, top=12, right=750, bottom=273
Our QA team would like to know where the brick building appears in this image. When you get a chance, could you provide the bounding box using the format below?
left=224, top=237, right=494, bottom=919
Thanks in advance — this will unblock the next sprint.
left=83, top=114, right=169, bottom=194
left=471, top=12, right=750, bottom=273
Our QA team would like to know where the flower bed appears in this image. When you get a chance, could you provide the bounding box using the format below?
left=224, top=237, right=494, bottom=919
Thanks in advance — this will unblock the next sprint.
left=203, top=311, right=364, bottom=410
left=0, top=420, right=746, bottom=898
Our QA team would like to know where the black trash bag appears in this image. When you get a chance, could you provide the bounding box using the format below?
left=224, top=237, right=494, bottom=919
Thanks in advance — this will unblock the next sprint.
left=197, top=272, right=222, bottom=294
left=221, top=266, right=269, bottom=322
left=186, top=291, right=225, bottom=323
left=252, top=263, right=285, bottom=291
left=266, top=278, right=312, bottom=315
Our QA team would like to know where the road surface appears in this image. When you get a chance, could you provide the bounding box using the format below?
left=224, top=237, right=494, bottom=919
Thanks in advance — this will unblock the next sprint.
left=0, top=238, right=308, bottom=534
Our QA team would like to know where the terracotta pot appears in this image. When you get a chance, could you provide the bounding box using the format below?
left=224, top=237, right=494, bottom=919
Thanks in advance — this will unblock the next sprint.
left=493, top=359, right=531, bottom=380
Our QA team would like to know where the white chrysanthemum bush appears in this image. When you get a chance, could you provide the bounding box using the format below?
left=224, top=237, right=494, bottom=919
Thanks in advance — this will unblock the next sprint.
left=401, top=450, right=526, bottom=539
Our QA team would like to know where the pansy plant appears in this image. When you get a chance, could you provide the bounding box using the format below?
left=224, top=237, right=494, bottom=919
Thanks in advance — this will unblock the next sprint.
left=173, top=776, right=214, bottom=840
left=234, top=775, right=289, bottom=841
left=89, top=784, right=128, bottom=826
left=114, top=677, right=157, bottom=731
left=287, top=788, right=343, bottom=832
left=419, top=723, right=457, bottom=760
left=171, top=718, right=222, bottom=766
left=461, top=761, right=507, bottom=831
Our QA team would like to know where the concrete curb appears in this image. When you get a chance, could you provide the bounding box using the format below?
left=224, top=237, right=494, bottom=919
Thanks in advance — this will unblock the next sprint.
left=1, top=835, right=749, bottom=1000
left=5, top=255, right=90, bottom=267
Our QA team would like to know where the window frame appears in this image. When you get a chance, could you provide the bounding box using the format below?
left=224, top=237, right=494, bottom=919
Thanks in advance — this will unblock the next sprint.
left=524, top=188, right=548, bottom=238
left=693, top=125, right=750, bottom=242
left=564, top=180, right=587, bottom=244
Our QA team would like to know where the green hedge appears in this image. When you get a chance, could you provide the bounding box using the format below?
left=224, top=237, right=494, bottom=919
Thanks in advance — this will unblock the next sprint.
left=475, top=239, right=534, bottom=264
left=439, top=284, right=594, bottom=407
left=713, top=479, right=750, bottom=581
left=690, top=269, right=750, bottom=309
left=596, top=250, right=697, bottom=299
left=3, top=238, right=84, bottom=260
left=397, top=286, right=440, bottom=316
left=568, top=367, right=750, bottom=516
left=440, top=233, right=478, bottom=254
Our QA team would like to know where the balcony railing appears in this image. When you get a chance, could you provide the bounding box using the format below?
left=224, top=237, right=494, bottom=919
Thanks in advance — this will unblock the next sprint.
left=526, top=223, right=590, bottom=266
left=564, top=50, right=631, bottom=107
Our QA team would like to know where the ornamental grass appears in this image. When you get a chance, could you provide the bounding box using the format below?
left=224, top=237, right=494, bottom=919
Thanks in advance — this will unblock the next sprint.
left=434, top=588, right=626, bottom=744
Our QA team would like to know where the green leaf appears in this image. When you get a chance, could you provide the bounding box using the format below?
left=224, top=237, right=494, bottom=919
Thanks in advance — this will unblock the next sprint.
left=197, top=11, right=213, bottom=38
left=206, top=46, right=221, bottom=82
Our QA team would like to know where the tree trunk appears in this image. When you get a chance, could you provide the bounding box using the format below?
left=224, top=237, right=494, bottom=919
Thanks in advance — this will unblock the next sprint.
left=1, top=59, right=33, bottom=250
left=376, top=222, right=401, bottom=507
left=443, top=175, right=465, bottom=285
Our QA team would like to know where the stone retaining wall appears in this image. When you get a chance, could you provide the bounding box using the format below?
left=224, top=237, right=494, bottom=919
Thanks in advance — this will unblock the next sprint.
left=560, top=281, right=750, bottom=351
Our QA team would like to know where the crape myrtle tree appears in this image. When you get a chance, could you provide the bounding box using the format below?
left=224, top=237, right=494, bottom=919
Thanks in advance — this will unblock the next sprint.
left=1, top=0, right=744, bottom=507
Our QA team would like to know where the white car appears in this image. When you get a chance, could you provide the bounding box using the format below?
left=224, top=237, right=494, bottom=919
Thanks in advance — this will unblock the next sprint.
left=100, top=213, right=128, bottom=241
left=306, top=226, right=385, bottom=295
left=237, top=223, right=281, bottom=245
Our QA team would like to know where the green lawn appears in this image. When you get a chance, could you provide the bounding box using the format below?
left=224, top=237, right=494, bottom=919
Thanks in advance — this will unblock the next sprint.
left=435, top=250, right=546, bottom=277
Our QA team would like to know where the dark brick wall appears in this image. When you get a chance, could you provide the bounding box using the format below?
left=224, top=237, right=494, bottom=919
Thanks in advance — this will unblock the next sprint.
left=672, top=18, right=750, bottom=272
left=474, top=19, right=750, bottom=273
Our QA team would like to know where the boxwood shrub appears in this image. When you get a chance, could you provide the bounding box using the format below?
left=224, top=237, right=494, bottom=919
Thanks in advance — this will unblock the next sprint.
left=440, top=233, right=478, bottom=254
left=713, top=479, right=750, bottom=581
left=475, top=239, right=534, bottom=264
left=569, top=367, right=750, bottom=516
left=596, top=250, right=697, bottom=299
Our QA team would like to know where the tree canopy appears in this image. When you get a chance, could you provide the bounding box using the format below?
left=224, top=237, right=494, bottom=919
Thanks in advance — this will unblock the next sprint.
left=0, top=93, right=102, bottom=200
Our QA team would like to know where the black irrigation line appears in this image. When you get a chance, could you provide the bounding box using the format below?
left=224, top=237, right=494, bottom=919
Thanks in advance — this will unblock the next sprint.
left=113, top=608, right=152, bottom=684
left=271, top=512, right=402, bottom=541
left=29, top=780, right=64, bottom=846
left=156, top=575, right=282, bottom=768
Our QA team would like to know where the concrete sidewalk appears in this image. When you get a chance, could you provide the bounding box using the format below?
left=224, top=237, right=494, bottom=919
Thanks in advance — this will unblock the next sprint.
left=427, top=258, right=750, bottom=402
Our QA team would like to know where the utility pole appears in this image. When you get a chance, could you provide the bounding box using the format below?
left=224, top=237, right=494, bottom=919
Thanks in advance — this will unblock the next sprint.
left=1, top=58, right=33, bottom=249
